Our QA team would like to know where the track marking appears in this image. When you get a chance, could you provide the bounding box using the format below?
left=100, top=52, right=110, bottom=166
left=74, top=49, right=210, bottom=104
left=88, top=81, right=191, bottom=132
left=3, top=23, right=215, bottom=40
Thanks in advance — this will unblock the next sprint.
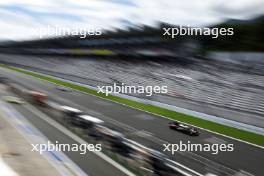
left=1, top=67, right=264, bottom=149
left=2, top=67, right=255, bottom=175
left=22, top=103, right=136, bottom=176
left=0, top=68, right=251, bottom=175
left=203, top=137, right=227, bottom=144
left=25, top=101, right=205, bottom=176
left=166, top=159, right=203, bottom=176
left=0, top=100, right=87, bottom=176
left=7, top=67, right=263, bottom=149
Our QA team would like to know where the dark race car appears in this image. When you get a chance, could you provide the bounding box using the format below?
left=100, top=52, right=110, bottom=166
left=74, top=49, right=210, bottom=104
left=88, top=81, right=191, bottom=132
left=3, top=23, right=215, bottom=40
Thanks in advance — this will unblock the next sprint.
left=169, top=121, right=199, bottom=136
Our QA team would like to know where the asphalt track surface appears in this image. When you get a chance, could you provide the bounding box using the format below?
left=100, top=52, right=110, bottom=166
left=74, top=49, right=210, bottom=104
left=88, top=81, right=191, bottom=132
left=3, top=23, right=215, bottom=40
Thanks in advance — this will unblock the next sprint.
left=0, top=85, right=130, bottom=176
left=1, top=67, right=264, bottom=176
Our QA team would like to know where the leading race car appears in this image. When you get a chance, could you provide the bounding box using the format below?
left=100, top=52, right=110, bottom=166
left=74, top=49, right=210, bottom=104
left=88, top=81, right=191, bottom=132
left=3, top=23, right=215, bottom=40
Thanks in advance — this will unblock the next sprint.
left=169, top=121, right=199, bottom=136
left=56, top=86, right=71, bottom=92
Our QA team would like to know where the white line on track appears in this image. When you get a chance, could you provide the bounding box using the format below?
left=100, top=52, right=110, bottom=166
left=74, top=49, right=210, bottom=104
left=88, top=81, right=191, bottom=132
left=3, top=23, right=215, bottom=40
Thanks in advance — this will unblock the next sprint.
left=3, top=66, right=264, bottom=149
left=72, top=86, right=264, bottom=149
left=22, top=103, right=136, bottom=176
left=9, top=67, right=263, bottom=149
left=23, top=102, right=205, bottom=176
left=24, top=98, right=206, bottom=176
left=0, top=100, right=87, bottom=176
left=166, top=159, right=203, bottom=176
left=0, top=67, right=260, bottom=175
left=0, top=67, right=245, bottom=175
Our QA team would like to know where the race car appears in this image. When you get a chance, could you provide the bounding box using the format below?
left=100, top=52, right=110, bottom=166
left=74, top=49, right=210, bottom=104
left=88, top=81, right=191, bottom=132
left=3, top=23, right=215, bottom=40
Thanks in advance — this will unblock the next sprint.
left=28, top=91, right=47, bottom=104
left=4, top=96, right=24, bottom=104
left=56, top=86, right=71, bottom=92
left=169, top=121, right=199, bottom=136
left=71, top=114, right=104, bottom=129
left=60, top=106, right=83, bottom=117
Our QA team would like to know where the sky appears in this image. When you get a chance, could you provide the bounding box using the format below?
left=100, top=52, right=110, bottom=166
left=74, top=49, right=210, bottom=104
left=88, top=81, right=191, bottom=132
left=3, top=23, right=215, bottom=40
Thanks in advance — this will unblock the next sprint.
left=0, top=0, right=263, bottom=41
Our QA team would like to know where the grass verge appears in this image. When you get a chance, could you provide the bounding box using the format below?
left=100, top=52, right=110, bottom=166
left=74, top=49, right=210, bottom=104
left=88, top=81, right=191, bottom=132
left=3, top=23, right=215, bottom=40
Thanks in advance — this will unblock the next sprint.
left=1, top=64, right=264, bottom=147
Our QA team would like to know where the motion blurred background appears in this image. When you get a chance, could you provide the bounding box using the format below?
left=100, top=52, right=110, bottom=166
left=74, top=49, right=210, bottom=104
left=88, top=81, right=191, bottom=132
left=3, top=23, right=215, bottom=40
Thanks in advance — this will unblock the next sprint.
left=0, top=0, right=264, bottom=176
left=0, top=0, right=263, bottom=126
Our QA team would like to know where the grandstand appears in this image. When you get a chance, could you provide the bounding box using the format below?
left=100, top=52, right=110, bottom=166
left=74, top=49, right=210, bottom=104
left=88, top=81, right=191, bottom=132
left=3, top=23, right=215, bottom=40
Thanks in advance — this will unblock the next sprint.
left=0, top=53, right=264, bottom=128
left=0, top=22, right=264, bottom=128
left=0, top=23, right=199, bottom=59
